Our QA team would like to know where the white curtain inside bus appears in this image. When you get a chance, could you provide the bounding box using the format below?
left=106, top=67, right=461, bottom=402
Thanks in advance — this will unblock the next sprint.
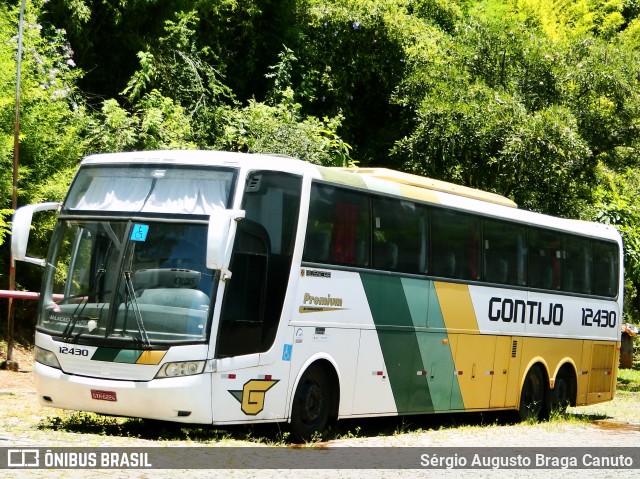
left=71, top=176, right=229, bottom=214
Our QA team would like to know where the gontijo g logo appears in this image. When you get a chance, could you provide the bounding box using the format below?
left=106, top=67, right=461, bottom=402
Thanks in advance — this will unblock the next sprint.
left=228, top=379, right=279, bottom=415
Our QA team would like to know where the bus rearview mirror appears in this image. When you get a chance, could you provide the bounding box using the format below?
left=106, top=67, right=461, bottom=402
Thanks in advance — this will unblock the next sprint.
left=206, top=209, right=245, bottom=274
left=11, top=202, right=60, bottom=266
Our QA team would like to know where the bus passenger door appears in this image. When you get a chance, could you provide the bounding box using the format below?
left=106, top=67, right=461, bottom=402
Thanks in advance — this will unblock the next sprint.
left=216, top=171, right=302, bottom=420
left=216, top=220, right=270, bottom=358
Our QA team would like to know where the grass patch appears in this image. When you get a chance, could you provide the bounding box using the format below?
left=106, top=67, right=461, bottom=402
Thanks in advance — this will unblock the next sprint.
left=617, top=365, right=640, bottom=393
left=36, top=410, right=511, bottom=445
left=37, top=411, right=294, bottom=444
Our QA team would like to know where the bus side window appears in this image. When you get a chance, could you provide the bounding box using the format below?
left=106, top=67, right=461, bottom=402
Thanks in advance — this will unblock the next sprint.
left=331, top=201, right=362, bottom=265
left=563, top=235, right=592, bottom=294
left=330, top=191, right=370, bottom=267
left=483, top=219, right=526, bottom=286
left=593, top=241, right=618, bottom=297
left=304, top=183, right=370, bottom=268
left=304, top=232, right=331, bottom=263
left=529, top=229, right=562, bottom=290
left=431, top=209, right=479, bottom=280
left=419, top=215, right=429, bottom=273
left=372, top=198, right=421, bottom=273
left=434, top=251, right=456, bottom=277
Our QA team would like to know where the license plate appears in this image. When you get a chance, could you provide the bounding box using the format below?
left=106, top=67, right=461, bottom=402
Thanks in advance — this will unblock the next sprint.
left=91, top=389, right=117, bottom=402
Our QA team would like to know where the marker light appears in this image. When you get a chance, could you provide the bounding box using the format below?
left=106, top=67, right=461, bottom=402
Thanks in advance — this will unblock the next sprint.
left=35, top=346, right=61, bottom=370
left=155, top=361, right=205, bottom=378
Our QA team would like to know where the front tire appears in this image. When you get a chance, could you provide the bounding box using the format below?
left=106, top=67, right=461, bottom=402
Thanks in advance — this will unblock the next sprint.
left=518, top=364, right=545, bottom=421
left=290, top=366, right=330, bottom=442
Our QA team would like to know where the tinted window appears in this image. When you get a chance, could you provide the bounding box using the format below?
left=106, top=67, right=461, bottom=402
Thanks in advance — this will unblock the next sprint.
left=372, top=198, right=427, bottom=273
left=593, top=241, right=619, bottom=297
left=483, top=220, right=527, bottom=286
left=529, top=229, right=562, bottom=290
left=304, top=184, right=370, bottom=267
left=431, top=209, right=480, bottom=280
left=563, top=236, right=592, bottom=294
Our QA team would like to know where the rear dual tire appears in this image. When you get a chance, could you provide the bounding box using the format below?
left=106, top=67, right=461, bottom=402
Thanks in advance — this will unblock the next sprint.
left=518, top=365, right=576, bottom=421
left=518, top=365, right=545, bottom=421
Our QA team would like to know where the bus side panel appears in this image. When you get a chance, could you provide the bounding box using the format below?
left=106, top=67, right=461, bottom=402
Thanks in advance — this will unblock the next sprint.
left=452, top=335, right=496, bottom=409
left=210, top=356, right=271, bottom=424
left=428, top=279, right=522, bottom=410
left=578, top=340, right=593, bottom=405
left=499, top=336, right=522, bottom=408
left=359, top=274, right=464, bottom=414
left=586, top=341, right=617, bottom=405
left=490, top=337, right=516, bottom=409
left=351, top=329, right=399, bottom=415
left=286, top=326, right=361, bottom=418
left=292, top=269, right=380, bottom=418
left=415, top=330, right=458, bottom=412
left=434, top=281, right=498, bottom=411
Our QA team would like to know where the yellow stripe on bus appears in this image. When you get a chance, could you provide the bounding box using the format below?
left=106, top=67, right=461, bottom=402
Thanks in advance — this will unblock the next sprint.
left=433, top=282, right=478, bottom=332
left=136, top=350, right=167, bottom=365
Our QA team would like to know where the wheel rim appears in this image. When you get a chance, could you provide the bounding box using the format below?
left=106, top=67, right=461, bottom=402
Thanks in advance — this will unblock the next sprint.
left=300, top=380, right=324, bottom=425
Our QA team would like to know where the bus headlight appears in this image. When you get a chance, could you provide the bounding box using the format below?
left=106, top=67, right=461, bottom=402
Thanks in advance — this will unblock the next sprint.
left=155, top=361, right=205, bottom=378
left=35, top=346, right=61, bottom=370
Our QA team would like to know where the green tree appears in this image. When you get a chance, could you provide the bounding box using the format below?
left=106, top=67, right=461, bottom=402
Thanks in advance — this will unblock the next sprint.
left=588, top=167, right=640, bottom=323
left=288, top=0, right=423, bottom=165
left=85, top=92, right=197, bottom=152
left=0, top=1, right=88, bottom=295
left=559, top=37, right=640, bottom=170
left=215, top=88, right=351, bottom=166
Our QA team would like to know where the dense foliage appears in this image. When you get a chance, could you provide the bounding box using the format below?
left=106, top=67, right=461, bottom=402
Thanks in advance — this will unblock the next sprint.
left=1, top=0, right=639, bottom=321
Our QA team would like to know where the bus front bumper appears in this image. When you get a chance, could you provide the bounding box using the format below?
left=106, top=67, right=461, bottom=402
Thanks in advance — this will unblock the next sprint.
left=34, top=362, right=213, bottom=423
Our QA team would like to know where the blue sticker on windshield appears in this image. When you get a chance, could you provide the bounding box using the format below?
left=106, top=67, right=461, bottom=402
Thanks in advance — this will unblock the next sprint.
left=130, top=224, right=149, bottom=242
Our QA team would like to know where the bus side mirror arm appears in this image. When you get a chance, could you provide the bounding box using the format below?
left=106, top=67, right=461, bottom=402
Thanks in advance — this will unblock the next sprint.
left=11, top=202, right=61, bottom=267
left=206, top=209, right=246, bottom=278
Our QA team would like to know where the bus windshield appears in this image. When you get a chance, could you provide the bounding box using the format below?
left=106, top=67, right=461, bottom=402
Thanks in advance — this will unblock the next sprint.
left=39, top=219, right=215, bottom=345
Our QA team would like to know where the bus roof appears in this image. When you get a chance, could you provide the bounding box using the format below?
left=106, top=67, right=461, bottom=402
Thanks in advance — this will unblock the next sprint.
left=76, top=151, right=619, bottom=243
left=332, top=167, right=518, bottom=208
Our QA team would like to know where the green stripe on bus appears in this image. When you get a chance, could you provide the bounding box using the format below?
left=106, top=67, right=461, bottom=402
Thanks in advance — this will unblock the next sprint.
left=92, top=347, right=141, bottom=364
left=361, top=273, right=464, bottom=413
left=91, top=347, right=120, bottom=362
left=406, top=279, right=464, bottom=411
left=114, top=349, right=142, bottom=364
left=360, top=273, right=433, bottom=413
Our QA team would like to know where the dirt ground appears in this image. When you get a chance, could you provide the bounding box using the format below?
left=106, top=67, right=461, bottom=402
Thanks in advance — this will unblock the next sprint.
left=0, top=342, right=35, bottom=389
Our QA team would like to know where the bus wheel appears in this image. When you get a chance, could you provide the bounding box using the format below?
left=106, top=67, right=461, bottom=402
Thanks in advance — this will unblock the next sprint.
left=518, top=365, right=545, bottom=421
left=290, top=365, right=330, bottom=442
left=547, top=368, right=575, bottom=416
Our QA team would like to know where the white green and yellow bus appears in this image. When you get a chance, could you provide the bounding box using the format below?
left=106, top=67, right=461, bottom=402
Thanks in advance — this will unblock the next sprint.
left=12, top=150, right=622, bottom=440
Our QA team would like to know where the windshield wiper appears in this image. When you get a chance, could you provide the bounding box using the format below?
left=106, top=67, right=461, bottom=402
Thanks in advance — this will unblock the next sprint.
left=61, top=267, right=105, bottom=342
left=123, top=270, right=151, bottom=348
